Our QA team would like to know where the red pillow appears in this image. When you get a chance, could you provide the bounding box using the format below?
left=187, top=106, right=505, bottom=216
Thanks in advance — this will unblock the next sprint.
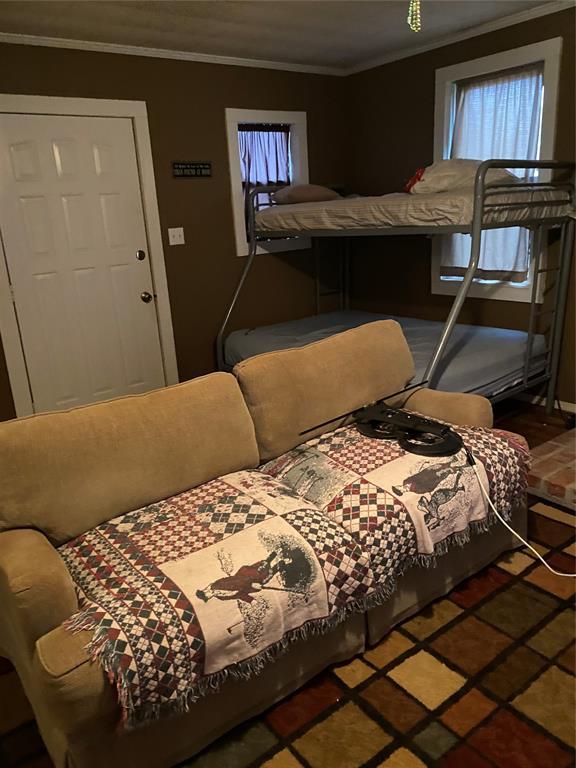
left=404, top=167, right=425, bottom=193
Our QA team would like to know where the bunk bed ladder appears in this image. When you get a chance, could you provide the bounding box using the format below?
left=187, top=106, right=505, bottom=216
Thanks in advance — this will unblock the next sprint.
left=523, top=227, right=543, bottom=388
left=544, top=217, right=575, bottom=413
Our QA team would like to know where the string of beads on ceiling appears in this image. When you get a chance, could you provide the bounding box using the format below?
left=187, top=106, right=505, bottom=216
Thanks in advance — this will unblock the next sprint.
left=408, top=0, right=422, bottom=32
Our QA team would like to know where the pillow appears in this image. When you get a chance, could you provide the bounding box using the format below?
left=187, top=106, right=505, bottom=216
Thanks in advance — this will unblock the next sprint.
left=273, top=184, right=341, bottom=205
left=408, top=159, right=519, bottom=194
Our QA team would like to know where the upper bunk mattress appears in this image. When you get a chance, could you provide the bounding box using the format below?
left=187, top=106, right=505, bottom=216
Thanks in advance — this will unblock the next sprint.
left=255, top=189, right=571, bottom=233
left=225, top=311, right=547, bottom=398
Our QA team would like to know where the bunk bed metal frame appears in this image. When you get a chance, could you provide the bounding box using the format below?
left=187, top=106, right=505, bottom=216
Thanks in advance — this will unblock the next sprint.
left=217, top=160, right=575, bottom=411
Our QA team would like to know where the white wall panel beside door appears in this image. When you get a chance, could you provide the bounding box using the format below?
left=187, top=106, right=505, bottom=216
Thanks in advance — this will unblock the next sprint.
left=0, top=113, right=167, bottom=413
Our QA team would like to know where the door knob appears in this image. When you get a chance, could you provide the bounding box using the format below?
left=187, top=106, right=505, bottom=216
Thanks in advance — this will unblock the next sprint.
left=140, top=291, right=153, bottom=303
left=136, top=249, right=146, bottom=261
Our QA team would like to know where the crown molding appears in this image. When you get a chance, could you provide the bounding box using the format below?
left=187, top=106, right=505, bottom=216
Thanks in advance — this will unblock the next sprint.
left=0, top=32, right=345, bottom=76
left=346, top=0, right=574, bottom=75
left=0, top=1, right=571, bottom=78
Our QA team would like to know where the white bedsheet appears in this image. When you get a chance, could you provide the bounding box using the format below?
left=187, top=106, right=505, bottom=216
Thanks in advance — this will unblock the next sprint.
left=255, top=189, right=570, bottom=233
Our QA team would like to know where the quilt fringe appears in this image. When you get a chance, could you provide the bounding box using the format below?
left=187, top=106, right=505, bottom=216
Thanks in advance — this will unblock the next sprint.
left=63, top=506, right=510, bottom=729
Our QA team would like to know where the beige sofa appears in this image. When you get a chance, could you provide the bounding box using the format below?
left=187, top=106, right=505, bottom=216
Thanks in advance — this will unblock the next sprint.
left=0, top=321, right=525, bottom=768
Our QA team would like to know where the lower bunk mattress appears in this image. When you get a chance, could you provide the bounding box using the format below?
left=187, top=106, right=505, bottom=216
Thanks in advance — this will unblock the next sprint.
left=225, top=310, right=547, bottom=397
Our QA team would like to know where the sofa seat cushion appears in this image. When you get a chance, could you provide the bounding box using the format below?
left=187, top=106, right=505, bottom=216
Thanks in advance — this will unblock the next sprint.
left=261, top=423, right=530, bottom=578
left=58, top=470, right=376, bottom=727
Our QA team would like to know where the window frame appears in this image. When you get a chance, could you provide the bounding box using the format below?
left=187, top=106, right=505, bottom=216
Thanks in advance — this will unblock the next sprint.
left=431, top=38, right=563, bottom=303
left=225, top=108, right=310, bottom=257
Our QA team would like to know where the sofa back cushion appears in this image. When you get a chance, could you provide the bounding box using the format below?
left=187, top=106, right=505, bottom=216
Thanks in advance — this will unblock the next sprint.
left=0, top=373, right=259, bottom=545
left=234, top=320, right=415, bottom=461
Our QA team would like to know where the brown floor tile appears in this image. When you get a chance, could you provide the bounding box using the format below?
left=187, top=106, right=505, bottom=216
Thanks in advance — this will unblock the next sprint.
left=333, top=658, right=374, bottom=688
left=513, top=666, right=576, bottom=748
left=363, top=631, right=414, bottom=669
left=548, top=551, right=576, bottom=571
left=496, top=551, right=534, bottom=575
left=413, top=722, right=457, bottom=760
left=526, top=609, right=575, bottom=658
left=361, top=677, right=427, bottom=733
left=262, top=749, right=303, bottom=768
left=481, top=645, right=547, bottom=701
left=524, top=540, right=549, bottom=557
left=431, top=616, right=511, bottom=675
left=476, top=582, right=558, bottom=638
left=191, top=722, right=277, bottom=768
left=439, top=744, right=493, bottom=768
left=528, top=509, right=574, bottom=547
left=531, top=502, right=575, bottom=527
left=388, top=651, right=465, bottom=710
left=293, top=702, right=391, bottom=768
left=440, top=688, right=497, bottom=736
left=468, top=709, right=573, bottom=768
left=449, top=567, right=511, bottom=609
left=401, top=600, right=462, bottom=640
left=265, top=676, right=343, bottom=738
left=377, top=747, right=426, bottom=767
left=557, top=641, right=575, bottom=673
left=524, top=563, right=576, bottom=599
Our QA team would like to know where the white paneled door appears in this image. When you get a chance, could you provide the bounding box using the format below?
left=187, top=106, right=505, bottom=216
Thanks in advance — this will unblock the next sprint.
left=0, top=114, right=166, bottom=412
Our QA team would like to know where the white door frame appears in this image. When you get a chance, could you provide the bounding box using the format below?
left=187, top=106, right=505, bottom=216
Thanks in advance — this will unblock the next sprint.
left=0, top=94, right=178, bottom=417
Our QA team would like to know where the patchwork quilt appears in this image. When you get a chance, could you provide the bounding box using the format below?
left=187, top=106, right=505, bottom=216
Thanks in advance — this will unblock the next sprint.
left=60, top=471, right=375, bottom=726
left=59, top=424, right=529, bottom=727
left=261, top=425, right=530, bottom=571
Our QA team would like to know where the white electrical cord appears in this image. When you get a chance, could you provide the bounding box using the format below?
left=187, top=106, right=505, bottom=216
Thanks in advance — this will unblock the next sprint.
left=468, top=452, right=576, bottom=578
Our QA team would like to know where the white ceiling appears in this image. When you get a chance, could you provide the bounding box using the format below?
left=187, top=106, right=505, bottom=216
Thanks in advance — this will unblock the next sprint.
left=0, top=1, right=569, bottom=73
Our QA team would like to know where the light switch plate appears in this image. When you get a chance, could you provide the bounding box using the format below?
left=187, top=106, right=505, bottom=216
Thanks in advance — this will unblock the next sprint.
left=168, top=227, right=185, bottom=246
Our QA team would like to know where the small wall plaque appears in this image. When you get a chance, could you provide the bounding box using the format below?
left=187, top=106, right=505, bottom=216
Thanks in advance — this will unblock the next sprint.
left=173, top=161, right=212, bottom=178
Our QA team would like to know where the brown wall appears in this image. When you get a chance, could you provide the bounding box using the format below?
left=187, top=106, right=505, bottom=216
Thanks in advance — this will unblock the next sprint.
left=342, top=8, right=575, bottom=402
left=0, top=45, right=345, bottom=420
left=0, top=9, right=574, bottom=419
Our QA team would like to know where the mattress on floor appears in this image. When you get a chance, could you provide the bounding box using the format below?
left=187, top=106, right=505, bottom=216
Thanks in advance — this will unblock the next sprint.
left=225, top=311, right=547, bottom=397
left=255, top=189, right=570, bottom=233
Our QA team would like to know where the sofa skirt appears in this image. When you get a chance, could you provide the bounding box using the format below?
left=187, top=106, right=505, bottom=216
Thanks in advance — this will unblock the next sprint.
left=366, top=505, right=526, bottom=645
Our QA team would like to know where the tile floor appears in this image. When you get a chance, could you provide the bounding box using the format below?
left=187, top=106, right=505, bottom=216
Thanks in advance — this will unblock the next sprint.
left=1, top=497, right=574, bottom=768
left=528, top=430, right=576, bottom=510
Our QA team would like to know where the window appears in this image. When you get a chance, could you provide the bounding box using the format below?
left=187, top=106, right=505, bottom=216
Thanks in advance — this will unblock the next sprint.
left=238, top=123, right=291, bottom=228
left=444, top=64, right=543, bottom=283
left=432, top=39, right=562, bottom=302
left=226, top=109, right=309, bottom=257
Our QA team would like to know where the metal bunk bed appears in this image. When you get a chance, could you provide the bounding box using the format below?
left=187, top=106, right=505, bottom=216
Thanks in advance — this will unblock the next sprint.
left=217, top=160, right=575, bottom=412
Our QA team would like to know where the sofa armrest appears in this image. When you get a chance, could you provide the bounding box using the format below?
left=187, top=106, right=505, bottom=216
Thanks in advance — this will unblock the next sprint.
left=0, top=529, right=79, bottom=660
left=32, top=626, right=119, bottom=738
left=400, top=388, right=493, bottom=428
